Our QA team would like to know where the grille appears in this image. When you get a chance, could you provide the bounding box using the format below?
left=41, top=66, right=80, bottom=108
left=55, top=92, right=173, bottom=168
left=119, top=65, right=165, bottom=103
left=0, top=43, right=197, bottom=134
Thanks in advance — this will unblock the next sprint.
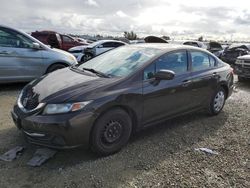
left=21, top=87, right=39, bottom=110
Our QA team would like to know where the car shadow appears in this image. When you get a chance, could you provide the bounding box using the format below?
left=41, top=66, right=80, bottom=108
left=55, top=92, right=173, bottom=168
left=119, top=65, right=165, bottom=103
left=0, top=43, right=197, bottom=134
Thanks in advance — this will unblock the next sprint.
left=0, top=110, right=228, bottom=167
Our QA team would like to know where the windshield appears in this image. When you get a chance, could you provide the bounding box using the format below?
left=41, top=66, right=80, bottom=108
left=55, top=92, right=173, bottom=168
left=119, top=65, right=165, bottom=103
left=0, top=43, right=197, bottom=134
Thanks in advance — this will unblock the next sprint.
left=78, top=46, right=163, bottom=77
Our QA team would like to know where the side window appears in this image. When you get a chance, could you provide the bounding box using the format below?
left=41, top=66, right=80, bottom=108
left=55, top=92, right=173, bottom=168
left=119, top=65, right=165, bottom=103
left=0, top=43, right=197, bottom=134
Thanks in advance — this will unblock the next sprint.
left=155, top=51, right=188, bottom=74
left=0, top=27, right=33, bottom=48
left=62, top=35, right=73, bottom=43
left=209, top=56, right=216, bottom=66
left=113, top=42, right=125, bottom=47
left=102, top=42, right=114, bottom=48
left=144, top=63, right=155, bottom=80
left=191, top=51, right=211, bottom=71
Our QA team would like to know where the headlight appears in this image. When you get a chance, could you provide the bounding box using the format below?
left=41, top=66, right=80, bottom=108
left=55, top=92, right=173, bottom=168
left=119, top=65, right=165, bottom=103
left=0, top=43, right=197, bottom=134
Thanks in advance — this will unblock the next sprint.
left=236, top=59, right=244, bottom=64
left=67, top=54, right=78, bottom=64
left=43, top=101, right=92, bottom=115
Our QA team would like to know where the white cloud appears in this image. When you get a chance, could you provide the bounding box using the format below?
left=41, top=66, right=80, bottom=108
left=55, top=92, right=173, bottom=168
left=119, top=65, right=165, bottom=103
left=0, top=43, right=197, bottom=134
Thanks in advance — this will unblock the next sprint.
left=1, top=0, right=250, bottom=40
left=85, top=0, right=98, bottom=7
left=116, top=11, right=128, bottom=18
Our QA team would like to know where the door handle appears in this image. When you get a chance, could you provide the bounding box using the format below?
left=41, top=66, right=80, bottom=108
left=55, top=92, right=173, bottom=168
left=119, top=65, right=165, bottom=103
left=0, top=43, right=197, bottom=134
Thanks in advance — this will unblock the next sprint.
left=182, top=80, right=192, bottom=87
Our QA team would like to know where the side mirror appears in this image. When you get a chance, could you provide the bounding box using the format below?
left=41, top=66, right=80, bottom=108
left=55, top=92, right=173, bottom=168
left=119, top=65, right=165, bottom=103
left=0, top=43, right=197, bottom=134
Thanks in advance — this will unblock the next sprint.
left=32, top=42, right=42, bottom=50
left=155, top=70, right=175, bottom=80
left=97, top=45, right=103, bottom=48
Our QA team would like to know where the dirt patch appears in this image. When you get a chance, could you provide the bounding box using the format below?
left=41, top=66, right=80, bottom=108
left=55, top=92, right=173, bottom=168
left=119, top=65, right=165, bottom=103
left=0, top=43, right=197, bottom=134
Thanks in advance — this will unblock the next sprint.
left=0, top=82, right=249, bottom=188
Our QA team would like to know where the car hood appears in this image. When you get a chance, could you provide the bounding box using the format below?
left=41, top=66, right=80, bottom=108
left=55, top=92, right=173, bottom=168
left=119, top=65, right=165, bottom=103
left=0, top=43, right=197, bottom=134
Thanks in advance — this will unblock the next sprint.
left=238, top=54, right=250, bottom=60
left=50, top=48, right=73, bottom=56
left=69, top=45, right=88, bottom=51
left=30, top=68, right=119, bottom=103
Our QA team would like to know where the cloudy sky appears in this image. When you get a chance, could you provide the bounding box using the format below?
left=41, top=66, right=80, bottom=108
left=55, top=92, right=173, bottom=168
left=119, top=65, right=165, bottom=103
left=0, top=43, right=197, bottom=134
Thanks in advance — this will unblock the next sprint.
left=1, top=0, right=250, bottom=40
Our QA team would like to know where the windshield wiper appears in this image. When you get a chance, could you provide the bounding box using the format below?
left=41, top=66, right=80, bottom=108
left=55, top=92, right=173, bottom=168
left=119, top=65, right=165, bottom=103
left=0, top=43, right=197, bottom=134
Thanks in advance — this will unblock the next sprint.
left=82, top=68, right=110, bottom=78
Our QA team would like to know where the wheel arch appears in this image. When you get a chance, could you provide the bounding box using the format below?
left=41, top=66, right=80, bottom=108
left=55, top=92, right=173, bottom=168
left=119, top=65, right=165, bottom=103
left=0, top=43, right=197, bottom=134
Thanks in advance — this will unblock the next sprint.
left=45, top=62, right=69, bottom=74
left=219, top=82, right=229, bottom=99
left=89, top=105, right=139, bottom=144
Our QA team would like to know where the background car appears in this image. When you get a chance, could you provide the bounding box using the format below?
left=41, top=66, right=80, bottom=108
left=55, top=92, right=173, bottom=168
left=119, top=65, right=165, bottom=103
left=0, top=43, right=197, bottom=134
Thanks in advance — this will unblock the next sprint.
left=183, top=41, right=207, bottom=49
left=220, top=44, right=250, bottom=65
left=12, top=44, right=234, bottom=155
left=234, top=55, right=250, bottom=81
left=0, top=25, right=78, bottom=83
left=31, top=31, right=88, bottom=51
left=83, top=40, right=127, bottom=62
left=206, top=41, right=224, bottom=57
left=169, top=40, right=207, bottom=49
left=68, top=45, right=89, bottom=63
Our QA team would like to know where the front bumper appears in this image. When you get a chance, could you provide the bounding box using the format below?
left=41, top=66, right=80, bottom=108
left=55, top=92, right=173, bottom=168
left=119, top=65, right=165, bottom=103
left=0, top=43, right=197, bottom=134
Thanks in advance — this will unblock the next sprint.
left=11, top=105, right=96, bottom=149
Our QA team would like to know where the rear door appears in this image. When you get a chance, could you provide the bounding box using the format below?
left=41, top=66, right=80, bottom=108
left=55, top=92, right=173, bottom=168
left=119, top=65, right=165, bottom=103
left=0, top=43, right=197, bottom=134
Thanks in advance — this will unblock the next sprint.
left=142, top=50, right=195, bottom=125
left=188, top=50, right=219, bottom=106
left=0, top=27, right=44, bottom=82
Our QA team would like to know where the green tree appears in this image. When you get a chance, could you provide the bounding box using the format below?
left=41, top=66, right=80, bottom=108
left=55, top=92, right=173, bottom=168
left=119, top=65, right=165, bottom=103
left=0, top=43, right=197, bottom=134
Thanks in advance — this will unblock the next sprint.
left=124, top=31, right=137, bottom=40
left=198, top=36, right=203, bottom=42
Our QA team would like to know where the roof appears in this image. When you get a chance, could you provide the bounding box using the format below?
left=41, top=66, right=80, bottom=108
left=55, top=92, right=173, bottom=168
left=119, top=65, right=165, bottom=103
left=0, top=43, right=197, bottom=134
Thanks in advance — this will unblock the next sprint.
left=126, top=43, right=215, bottom=56
left=87, top=39, right=126, bottom=48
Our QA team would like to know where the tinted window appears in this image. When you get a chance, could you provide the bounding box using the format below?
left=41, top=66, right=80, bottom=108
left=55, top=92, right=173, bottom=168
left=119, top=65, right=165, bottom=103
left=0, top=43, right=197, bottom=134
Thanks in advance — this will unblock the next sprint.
left=209, top=56, right=216, bottom=66
left=0, top=27, right=33, bottom=48
left=113, top=42, right=125, bottom=47
left=102, top=42, right=115, bottom=48
left=155, top=51, right=188, bottom=74
left=191, top=51, right=211, bottom=71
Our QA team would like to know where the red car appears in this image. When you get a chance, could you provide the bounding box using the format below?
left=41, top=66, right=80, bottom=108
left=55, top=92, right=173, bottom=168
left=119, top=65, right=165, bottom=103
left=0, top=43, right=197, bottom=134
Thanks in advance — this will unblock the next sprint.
left=31, top=31, right=88, bottom=51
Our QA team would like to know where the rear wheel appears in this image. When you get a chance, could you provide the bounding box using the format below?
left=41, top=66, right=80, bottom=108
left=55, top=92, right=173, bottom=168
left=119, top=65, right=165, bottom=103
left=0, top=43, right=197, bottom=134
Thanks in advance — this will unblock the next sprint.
left=207, top=87, right=226, bottom=115
left=47, top=64, right=66, bottom=73
left=90, top=108, right=132, bottom=156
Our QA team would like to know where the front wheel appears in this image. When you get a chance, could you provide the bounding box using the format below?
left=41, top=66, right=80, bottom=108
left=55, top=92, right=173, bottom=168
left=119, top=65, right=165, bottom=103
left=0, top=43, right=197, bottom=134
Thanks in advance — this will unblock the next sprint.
left=90, top=108, right=132, bottom=156
left=83, top=53, right=93, bottom=62
left=207, top=87, right=226, bottom=115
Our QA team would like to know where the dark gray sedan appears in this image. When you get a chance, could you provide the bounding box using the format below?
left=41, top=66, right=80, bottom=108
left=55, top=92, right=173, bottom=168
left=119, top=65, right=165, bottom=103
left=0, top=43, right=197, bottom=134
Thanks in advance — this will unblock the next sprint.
left=12, top=44, right=234, bottom=155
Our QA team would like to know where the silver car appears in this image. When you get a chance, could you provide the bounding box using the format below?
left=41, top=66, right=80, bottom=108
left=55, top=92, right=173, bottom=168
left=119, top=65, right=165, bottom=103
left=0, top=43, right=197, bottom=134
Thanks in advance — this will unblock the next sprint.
left=0, top=25, right=78, bottom=83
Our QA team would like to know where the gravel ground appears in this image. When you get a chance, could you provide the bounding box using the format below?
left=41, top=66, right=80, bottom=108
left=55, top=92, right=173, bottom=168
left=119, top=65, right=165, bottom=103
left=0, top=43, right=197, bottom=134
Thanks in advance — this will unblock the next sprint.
left=0, top=80, right=249, bottom=188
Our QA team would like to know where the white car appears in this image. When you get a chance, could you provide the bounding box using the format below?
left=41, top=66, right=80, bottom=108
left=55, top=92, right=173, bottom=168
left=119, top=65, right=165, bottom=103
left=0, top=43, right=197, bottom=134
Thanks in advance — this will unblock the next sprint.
left=68, top=40, right=127, bottom=63
left=83, top=40, right=127, bottom=62
left=68, top=45, right=88, bottom=62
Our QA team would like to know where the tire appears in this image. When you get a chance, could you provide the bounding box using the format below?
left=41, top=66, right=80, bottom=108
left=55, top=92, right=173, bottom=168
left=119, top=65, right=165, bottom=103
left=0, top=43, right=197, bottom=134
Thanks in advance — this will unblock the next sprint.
left=90, top=108, right=132, bottom=156
left=83, top=53, right=93, bottom=62
left=238, top=76, right=245, bottom=82
left=47, top=64, right=66, bottom=73
left=207, top=87, right=226, bottom=115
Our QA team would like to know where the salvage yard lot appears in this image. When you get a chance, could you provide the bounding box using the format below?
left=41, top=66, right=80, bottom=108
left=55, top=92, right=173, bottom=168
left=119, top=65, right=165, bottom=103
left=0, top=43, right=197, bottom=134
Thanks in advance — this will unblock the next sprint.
left=0, top=81, right=249, bottom=188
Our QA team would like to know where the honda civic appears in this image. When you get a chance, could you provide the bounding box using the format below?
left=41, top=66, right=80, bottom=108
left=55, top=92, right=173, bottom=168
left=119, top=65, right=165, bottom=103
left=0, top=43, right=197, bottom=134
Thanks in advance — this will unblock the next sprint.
left=11, top=44, right=234, bottom=155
